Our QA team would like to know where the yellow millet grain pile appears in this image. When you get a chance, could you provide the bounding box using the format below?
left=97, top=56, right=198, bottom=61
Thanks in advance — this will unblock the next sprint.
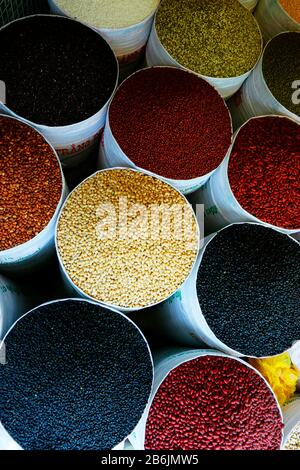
left=57, top=169, right=199, bottom=308
left=55, top=0, right=159, bottom=29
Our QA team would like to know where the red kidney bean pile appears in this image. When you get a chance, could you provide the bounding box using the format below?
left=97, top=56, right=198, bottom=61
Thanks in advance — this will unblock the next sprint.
left=145, top=355, right=283, bottom=450
left=228, top=116, right=300, bottom=230
left=0, top=116, right=62, bottom=251
left=109, top=67, right=232, bottom=180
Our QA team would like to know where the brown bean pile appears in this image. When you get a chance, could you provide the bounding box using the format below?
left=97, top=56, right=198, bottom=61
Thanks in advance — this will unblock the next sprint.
left=0, top=116, right=63, bottom=251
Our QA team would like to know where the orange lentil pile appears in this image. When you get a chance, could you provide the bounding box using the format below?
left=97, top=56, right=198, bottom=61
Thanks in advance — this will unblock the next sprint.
left=280, top=0, right=300, bottom=24
left=0, top=116, right=62, bottom=251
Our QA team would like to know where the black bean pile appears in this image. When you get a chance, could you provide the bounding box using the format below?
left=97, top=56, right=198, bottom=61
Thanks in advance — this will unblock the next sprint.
left=0, top=300, right=153, bottom=450
left=0, top=16, right=118, bottom=126
left=262, top=32, right=300, bottom=117
left=196, top=224, right=300, bottom=357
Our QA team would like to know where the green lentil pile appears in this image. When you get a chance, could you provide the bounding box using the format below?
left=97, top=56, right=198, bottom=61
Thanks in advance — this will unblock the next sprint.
left=262, top=32, right=300, bottom=117
left=285, top=422, right=300, bottom=450
left=155, top=0, right=262, bottom=78
left=57, top=169, right=198, bottom=309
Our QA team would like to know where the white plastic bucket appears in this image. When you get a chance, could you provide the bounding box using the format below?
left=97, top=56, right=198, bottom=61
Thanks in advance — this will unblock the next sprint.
left=99, top=66, right=233, bottom=195
left=145, top=21, right=263, bottom=99
left=129, top=348, right=283, bottom=450
left=0, top=115, right=68, bottom=274
left=55, top=167, right=200, bottom=313
left=0, top=15, right=119, bottom=169
left=140, top=234, right=244, bottom=356
left=282, top=396, right=300, bottom=449
left=138, top=224, right=300, bottom=358
left=0, top=298, right=154, bottom=451
left=48, top=0, right=158, bottom=68
left=0, top=103, right=110, bottom=168
left=100, top=117, right=219, bottom=196
left=239, top=0, right=259, bottom=11
left=191, top=116, right=300, bottom=237
left=255, top=0, right=300, bottom=42
left=0, top=275, right=32, bottom=341
left=228, top=40, right=300, bottom=130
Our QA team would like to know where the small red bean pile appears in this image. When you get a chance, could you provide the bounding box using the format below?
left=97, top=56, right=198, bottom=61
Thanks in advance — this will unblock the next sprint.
left=228, top=116, right=300, bottom=230
left=0, top=116, right=62, bottom=251
left=109, top=67, right=232, bottom=180
left=145, top=356, right=283, bottom=450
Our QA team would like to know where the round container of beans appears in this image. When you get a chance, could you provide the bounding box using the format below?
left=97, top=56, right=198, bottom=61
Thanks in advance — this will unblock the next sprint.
left=100, top=67, right=233, bottom=195
left=146, top=0, right=263, bottom=99
left=283, top=396, right=300, bottom=450
left=129, top=348, right=284, bottom=450
left=144, top=223, right=300, bottom=359
left=55, top=168, right=200, bottom=312
left=0, top=115, right=67, bottom=274
left=255, top=0, right=300, bottom=42
left=0, top=15, right=119, bottom=168
left=192, top=115, right=300, bottom=237
left=0, top=298, right=153, bottom=450
left=229, top=32, right=300, bottom=129
left=48, top=0, right=159, bottom=73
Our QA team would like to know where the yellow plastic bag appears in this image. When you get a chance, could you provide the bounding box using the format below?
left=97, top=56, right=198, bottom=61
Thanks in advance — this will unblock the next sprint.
left=250, top=353, right=300, bottom=406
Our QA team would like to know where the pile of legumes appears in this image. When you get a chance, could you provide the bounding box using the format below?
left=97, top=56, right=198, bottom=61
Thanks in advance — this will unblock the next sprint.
left=196, top=224, right=300, bottom=357
left=145, top=355, right=283, bottom=450
left=0, top=300, right=153, bottom=450
left=262, top=32, right=300, bottom=117
left=107, top=67, right=232, bottom=180
left=285, top=422, right=300, bottom=450
left=155, top=0, right=261, bottom=78
left=0, top=116, right=62, bottom=251
left=56, top=169, right=199, bottom=309
left=0, top=16, right=118, bottom=126
left=228, top=116, right=300, bottom=230
left=54, top=0, right=160, bottom=29
left=279, top=0, right=300, bottom=24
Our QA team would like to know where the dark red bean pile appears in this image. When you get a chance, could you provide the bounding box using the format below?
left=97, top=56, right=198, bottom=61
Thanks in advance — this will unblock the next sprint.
left=228, top=116, right=300, bottom=230
left=196, top=224, right=300, bottom=357
left=0, top=300, right=153, bottom=450
left=145, top=355, right=283, bottom=450
left=0, top=16, right=118, bottom=126
left=109, top=67, right=232, bottom=180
